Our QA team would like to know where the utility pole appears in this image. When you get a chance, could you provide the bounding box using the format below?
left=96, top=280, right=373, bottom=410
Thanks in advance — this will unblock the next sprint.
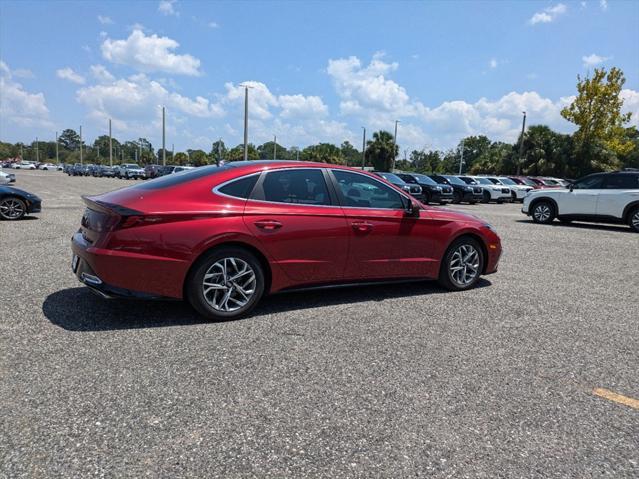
left=55, top=132, right=59, bottom=164
left=109, top=119, right=113, bottom=167
left=97, top=146, right=100, bottom=161
left=171, top=143, right=174, bottom=161
left=273, top=135, right=277, bottom=160
left=20, top=144, right=24, bottom=160
left=240, top=84, right=253, bottom=161
left=218, top=138, right=222, bottom=165
left=79, top=126, right=83, bottom=165
left=162, top=106, right=166, bottom=166
left=361, top=127, right=366, bottom=170
left=138, top=140, right=142, bottom=164
left=35, top=137, right=39, bottom=163
left=296, top=149, right=299, bottom=161
left=517, top=111, right=527, bottom=175
left=458, top=139, right=465, bottom=175
left=391, top=120, right=400, bottom=171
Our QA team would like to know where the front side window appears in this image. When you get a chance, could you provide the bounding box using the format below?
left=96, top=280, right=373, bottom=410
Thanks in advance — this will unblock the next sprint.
left=573, top=175, right=604, bottom=189
left=333, top=170, right=404, bottom=209
left=603, top=174, right=639, bottom=189
left=262, top=169, right=331, bottom=205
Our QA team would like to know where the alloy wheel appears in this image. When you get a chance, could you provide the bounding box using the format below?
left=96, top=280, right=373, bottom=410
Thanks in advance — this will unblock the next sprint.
left=533, top=204, right=552, bottom=222
left=202, top=257, right=257, bottom=312
left=449, top=244, right=480, bottom=287
left=632, top=210, right=639, bottom=231
left=0, top=198, right=25, bottom=220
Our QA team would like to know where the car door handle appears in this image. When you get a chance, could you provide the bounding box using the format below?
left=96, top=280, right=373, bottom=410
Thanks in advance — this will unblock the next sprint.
left=254, top=220, right=282, bottom=231
left=351, top=221, right=373, bottom=233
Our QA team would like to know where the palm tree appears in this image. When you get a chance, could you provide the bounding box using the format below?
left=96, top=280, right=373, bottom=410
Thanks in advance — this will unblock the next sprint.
left=365, top=130, right=398, bottom=171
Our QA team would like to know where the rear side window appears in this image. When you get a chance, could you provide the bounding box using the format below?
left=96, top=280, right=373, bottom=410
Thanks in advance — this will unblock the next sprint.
left=603, top=174, right=639, bottom=189
left=218, top=175, right=259, bottom=199
left=261, top=169, right=331, bottom=205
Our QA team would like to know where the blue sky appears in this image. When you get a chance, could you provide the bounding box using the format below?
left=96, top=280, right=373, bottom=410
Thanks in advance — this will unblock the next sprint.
left=1, top=0, right=638, bottom=153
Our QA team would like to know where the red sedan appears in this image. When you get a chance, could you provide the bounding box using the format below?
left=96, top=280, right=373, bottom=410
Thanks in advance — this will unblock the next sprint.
left=71, top=161, right=502, bottom=320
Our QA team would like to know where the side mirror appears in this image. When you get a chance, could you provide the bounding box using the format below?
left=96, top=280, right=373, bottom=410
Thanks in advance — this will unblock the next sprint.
left=403, top=197, right=420, bottom=217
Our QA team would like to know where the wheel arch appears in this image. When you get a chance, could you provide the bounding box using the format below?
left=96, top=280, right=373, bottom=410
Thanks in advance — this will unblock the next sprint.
left=622, top=201, right=639, bottom=223
left=182, top=240, right=273, bottom=298
left=529, top=196, right=559, bottom=215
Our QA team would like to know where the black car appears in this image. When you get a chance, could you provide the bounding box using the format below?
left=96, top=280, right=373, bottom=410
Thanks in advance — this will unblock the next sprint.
left=96, top=165, right=116, bottom=177
left=396, top=173, right=453, bottom=205
left=372, top=171, right=423, bottom=200
left=0, top=186, right=42, bottom=220
left=429, top=174, right=483, bottom=204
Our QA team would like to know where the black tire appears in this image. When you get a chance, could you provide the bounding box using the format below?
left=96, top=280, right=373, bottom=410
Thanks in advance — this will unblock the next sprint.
left=186, top=247, right=265, bottom=321
left=438, top=236, right=485, bottom=291
left=628, top=206, right=639, bottom=233
left=452, top=191, right=461, bottom=204
left=422, top=193, right=430, bottom=205
left=496, top=199, right=504, bottom=204
left=531, top=200, right=556, bottom=224
left=0, top=196, right=27, bottom=220
left=439, top=201, right=446, bottom=205
left=481, top=191, right=491, bottom=204
left=469, top=201, right=476, bottom=205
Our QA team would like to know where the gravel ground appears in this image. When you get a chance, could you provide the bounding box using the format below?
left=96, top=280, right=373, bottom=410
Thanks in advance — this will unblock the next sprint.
left=1, top=169, right=638, bottom=478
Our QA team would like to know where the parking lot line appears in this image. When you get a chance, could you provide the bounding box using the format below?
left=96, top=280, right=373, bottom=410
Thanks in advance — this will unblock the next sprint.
left=593, top=388, right=639, bottom=410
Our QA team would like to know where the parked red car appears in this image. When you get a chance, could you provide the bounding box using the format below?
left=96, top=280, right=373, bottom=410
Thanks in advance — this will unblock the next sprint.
left=71, top=161, right=502, bottom=320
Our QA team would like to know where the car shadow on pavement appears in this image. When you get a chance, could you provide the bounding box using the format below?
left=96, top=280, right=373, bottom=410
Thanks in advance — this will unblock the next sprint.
left=515, top=219, right=632, bottom=233
left=44, top=279, right=491, bottom=332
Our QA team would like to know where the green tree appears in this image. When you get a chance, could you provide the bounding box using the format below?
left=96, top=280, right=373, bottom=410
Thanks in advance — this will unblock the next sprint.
left=258, top=141, right=287, bottom=160
left=365, top=131, right=397, bottom=171
left=210, top=140, right=227, bottom=164
left=561, top=67, right=634, bottom=173
left=410, top=150, right=442, bottom=173
left=174, top=152, right=189, bottom=165
left=58, top=129, right=82, bottom=150
left=187, top=149, right=209, bottom=166
left=340, top=140, right=361, bottom=166
left=300, top=143, right=345, bottom=164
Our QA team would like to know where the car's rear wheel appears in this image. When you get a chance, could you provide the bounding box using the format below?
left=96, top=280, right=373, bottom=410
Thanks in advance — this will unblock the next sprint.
left=422, top=192, right=430, bottom=205
left=0, top=197, right=26, bottom=220
left=438, top=237, right=484, bottom=291
left=186, top=247, right=265, bottom=321
left=629, top=206, right=639, bottom=233
left=481, top=191, right=491, bottom=203
left=452, top=191, right=461, bottom=204
left=531, top=201, right=555, bottom=224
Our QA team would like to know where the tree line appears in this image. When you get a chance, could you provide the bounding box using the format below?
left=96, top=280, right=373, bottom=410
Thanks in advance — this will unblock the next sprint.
left=1, top=67, right=636, bottom=178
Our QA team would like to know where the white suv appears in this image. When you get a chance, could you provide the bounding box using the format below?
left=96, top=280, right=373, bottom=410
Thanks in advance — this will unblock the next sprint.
left=458, top=176, right=512, bottom=203
left=485, top=176, right=533, bottom=202
left=522, top=170, right=639, bottom=232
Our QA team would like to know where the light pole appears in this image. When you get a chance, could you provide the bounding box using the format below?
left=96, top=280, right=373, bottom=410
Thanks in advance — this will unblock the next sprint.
left=391, top=120, right=400, bottom=171
left=35, top=137, right=39, bottom=163
left=109, top=119, right=113, bottom=167
left=79, top=126, right=83, bottom=165
left=458, top=139, right=465, bottom=175
left=517, top=111, right=527, bottom=175
left=162, top=106, right=166, bottom=166
left=240, top=84, right=253, bottom=161
left=361, top=127, right=366, bottom=170
left=273, top=135, right=277, bottom=160
left=55, top=132, right=59, bottom=164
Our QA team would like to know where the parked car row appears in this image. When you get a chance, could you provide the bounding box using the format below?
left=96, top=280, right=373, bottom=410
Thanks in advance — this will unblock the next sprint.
left=64, top=163, right=196, bottom=179
left=2, top=160, right=63, bottom=170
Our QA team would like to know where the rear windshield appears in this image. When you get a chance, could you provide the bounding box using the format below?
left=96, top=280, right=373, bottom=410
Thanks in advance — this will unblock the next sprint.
left=132, top=165, right=233, bottom=190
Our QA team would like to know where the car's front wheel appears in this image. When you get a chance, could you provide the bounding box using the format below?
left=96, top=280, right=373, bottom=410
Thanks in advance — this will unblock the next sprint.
left=452, top=191, right=461, bottom=204
left=481, top=191, right=491, bottom=203
left=531, top=201, right=556, bottom=224
left=186, top=247, right=265, bottom=321
left=629, top=206, right=639, bottom=233
left=438, top=237, right=484, bottom=291
left=0, top=197, right=27, bottom=220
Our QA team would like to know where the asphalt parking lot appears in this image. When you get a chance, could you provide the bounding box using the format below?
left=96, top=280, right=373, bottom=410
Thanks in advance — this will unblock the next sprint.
left=1, top=169, right=638, bottom=477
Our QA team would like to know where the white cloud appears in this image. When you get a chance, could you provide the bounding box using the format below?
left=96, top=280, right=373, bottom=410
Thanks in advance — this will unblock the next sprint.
left=158, top=0, right=178, bottom=16
left=76, top=73, right=224, bottom=125
left=489, top=58, right=498, bottom=69
left=582, top=53, right=610, bottom=67
left=621, top=89, right=639, bottom=128
left=90, top=64, right=115, bottom=83
left=97, top=15, right=113, bottom=25
left=56, top=67, right=86, bottom=84
left=12, top=68, right=34, bottom=79
left=529, top=3, right=567, bottom=24
left=279, top=95, right=328, bottom=119
left=599, top=0, right=608, bottom=11
left=208, top=21, right=219, bottom=28
left=101, top=29, right=201, bottom=76
left=0, top=61, right=51, bottom=128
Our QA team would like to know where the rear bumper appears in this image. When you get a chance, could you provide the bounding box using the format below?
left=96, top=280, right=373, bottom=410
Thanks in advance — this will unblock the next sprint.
left=71, top=232, right=188, bottom=299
